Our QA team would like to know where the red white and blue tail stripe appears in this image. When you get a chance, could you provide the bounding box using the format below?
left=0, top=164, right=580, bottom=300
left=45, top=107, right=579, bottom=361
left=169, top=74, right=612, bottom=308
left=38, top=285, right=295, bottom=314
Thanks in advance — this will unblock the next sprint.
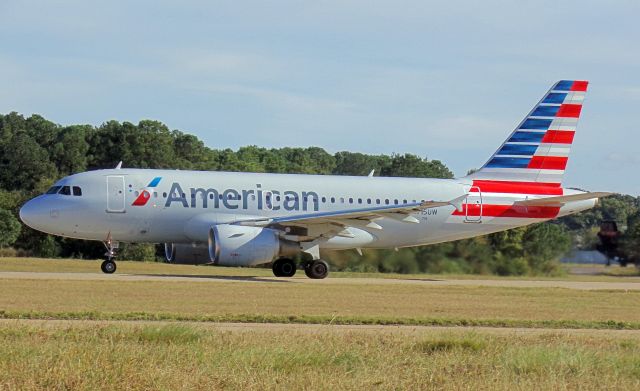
left=468, top=80, right=588, bottom=185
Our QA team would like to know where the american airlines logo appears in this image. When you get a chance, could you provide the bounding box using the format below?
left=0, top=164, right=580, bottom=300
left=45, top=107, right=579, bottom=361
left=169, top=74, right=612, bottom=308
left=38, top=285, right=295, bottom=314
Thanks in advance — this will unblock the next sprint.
left=132, top=177, right=162, bottom=206
left=164, top=182, right=320, bottom=212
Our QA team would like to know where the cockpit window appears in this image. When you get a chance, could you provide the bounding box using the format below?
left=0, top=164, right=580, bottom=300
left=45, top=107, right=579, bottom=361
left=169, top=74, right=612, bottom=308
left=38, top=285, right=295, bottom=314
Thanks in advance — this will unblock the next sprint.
left=59, top=186, right=71, bottom=196
left=46, top=186, right=62, bottom=194
left=72, top=186, right=82, bottom=196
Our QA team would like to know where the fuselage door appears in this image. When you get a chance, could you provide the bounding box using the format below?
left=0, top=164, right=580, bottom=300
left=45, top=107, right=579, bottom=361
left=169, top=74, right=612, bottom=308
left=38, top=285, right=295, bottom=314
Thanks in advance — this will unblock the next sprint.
left=464, top=186, right=482, bottom=223
left=106, top=176, right=126, bottom=213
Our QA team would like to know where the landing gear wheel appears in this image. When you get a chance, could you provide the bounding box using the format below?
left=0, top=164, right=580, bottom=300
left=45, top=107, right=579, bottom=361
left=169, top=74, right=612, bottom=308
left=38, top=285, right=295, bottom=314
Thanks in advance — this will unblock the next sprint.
left=304, top=259, right=329, bottom=279
left=101, top=259, right=117, bottom=274
left=272, top=258, right=296, bottom=277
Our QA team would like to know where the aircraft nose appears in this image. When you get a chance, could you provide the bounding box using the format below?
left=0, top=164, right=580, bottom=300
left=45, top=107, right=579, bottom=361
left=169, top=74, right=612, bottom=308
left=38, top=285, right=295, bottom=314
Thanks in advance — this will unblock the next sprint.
left=19, top=197, right=49, bottom=230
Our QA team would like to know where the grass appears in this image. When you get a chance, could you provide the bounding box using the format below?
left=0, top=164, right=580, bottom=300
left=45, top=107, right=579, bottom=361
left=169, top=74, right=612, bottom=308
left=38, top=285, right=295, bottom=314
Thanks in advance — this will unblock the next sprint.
left=1, top=257, right=640, bottom=389
left=2, top=310, right=640, bottom=330
left=1, top=258, right=640, bottom=329
left=0, top=321, right=639, bottom=390
left=1, top=257, right=639, bottom=281
left=1, top=278, right=640, bottom=326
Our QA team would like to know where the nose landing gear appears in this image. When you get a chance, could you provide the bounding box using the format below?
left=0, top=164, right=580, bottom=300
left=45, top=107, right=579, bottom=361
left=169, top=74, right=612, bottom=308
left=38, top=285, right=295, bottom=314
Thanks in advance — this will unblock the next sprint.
left=101, top=237, right=118, bottom=274
left=101, top=259, right=117, bottom=274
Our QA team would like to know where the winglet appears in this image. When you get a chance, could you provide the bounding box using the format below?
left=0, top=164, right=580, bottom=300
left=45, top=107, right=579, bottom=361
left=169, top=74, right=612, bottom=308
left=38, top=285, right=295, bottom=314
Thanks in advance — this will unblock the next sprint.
left=368, top=169, right=375, bottom=177
left=115, top=161, right=123, bottom=169
left=448, top=194, right=468, bottom=212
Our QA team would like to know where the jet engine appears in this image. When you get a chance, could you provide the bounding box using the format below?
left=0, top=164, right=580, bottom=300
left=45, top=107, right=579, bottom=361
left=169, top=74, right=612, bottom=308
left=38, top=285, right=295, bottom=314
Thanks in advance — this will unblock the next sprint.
left=164, top=243, right=211, bottom=265
left=208, top=224, right=298, bottom=266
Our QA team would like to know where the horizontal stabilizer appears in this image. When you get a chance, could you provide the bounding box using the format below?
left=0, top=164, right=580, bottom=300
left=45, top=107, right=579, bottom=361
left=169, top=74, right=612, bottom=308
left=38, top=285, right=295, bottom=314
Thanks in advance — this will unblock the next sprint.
left=514, top=192, right=612, bottom=207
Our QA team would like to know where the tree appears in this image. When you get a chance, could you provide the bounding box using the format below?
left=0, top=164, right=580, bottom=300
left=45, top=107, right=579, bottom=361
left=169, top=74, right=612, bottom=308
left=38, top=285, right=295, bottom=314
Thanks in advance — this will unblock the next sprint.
left=333, top=152, right=391, bottom=176
left=381, top=154, right=453, bottom=179
left=0, top=132, right=58, bottom=191
left=522, top=223, right=570, bottom=275
left=0, top=208, right=21, bottom=248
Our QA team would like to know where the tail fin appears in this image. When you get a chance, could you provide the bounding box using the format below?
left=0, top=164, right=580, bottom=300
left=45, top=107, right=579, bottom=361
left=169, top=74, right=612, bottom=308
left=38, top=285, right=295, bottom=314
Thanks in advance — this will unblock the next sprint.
left=467, top=80, right=588, bottom=185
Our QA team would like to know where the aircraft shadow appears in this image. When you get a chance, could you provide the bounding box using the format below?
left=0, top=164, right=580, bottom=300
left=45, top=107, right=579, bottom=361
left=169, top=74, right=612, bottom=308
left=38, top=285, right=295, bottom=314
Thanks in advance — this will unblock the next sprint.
left=400, top=278, right=444, bottom=282
left=139, top=274, right=292, bottom=283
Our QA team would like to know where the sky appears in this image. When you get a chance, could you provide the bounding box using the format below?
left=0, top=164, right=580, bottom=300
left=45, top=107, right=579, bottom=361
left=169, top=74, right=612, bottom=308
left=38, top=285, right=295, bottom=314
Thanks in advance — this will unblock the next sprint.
left=1, top=0, right=639, bottom=194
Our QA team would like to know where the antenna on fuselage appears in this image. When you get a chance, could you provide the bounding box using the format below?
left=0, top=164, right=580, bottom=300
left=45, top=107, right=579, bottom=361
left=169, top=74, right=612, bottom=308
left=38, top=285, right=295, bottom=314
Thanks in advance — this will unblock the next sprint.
left=115, top=161, right=123, bottom=169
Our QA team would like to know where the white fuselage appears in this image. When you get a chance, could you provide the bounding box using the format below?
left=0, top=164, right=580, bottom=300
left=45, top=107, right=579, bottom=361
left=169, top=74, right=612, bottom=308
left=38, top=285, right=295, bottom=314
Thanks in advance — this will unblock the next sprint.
left=19, top=169, right=595, bottom=250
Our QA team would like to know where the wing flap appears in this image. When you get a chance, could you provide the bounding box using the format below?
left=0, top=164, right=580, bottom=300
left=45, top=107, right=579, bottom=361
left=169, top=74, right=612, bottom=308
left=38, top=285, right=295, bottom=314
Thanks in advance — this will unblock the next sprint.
left=233, top=195, right=465, bottom=229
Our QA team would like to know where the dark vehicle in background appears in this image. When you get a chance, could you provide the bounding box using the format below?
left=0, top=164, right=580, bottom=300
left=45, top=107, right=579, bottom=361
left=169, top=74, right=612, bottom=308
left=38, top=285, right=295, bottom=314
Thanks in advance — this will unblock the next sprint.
left=597, top=220, right=633, bottom=266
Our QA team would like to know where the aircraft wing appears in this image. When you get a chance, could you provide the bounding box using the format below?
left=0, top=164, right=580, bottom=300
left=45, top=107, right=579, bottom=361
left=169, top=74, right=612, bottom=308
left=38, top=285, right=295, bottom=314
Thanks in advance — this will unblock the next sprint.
left=232, top=195, right=467, bottom=238
left=514, top=192, right=612, bottom=207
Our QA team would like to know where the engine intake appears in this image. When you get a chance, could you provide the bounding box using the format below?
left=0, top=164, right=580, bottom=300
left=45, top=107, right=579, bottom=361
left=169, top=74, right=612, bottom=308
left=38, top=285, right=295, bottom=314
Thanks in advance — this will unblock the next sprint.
left=208, top=224, right=298, bottom=266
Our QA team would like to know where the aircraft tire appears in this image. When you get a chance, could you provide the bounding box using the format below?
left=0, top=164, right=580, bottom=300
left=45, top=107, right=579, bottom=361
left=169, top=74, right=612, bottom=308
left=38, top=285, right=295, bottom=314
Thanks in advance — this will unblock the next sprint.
left=101, top=259, right=117, bottom=274
left=272, top=258, right=296, bottom=277
left=304, top=260, right=329, bottom=279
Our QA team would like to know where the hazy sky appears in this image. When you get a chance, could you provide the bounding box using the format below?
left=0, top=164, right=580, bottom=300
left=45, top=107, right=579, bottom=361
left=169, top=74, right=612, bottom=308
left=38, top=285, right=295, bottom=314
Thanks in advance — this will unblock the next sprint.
left=1, top=1, right=638, bottom=194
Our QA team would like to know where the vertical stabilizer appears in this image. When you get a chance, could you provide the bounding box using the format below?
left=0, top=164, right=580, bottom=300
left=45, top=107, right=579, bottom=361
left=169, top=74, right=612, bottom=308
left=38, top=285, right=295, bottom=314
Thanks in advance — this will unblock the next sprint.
left=466, top=80, right=588, bottom=184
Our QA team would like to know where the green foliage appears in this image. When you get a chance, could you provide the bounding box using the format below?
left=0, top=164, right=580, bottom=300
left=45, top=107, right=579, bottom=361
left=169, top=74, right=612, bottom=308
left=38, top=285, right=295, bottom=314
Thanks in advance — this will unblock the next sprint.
left=118, top=243, right=158, bottom=262
left=0, top=209, right=21, bottom=248
left=522, top=223, right=570, bottom=274
left=620, top=214, right=640, bottom=264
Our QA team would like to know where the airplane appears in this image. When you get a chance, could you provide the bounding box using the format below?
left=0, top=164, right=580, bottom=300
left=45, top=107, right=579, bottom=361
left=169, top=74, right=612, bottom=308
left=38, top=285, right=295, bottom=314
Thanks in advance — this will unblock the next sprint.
left=19, top=80, right=610, bottom=279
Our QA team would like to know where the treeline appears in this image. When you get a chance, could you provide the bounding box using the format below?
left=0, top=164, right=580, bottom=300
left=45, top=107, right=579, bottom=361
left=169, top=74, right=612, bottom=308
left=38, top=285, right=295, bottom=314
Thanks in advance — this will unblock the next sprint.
left=0, top=112, right=637, bottom=275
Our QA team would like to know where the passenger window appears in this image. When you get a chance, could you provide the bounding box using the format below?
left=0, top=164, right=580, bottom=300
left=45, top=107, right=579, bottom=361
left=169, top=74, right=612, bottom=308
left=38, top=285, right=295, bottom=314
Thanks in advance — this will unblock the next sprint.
left=385, top=199, right=389, bottom=205
left=349, top=198, right=353, bottom=204
left=46, top=186, right=61, bottom=194
left=59, top=186, right=71, bottom=196
left=376, top=199, right=381, bottom=204
left=321, top=197, right=327, bottom=203
left=358, top=198, right=362, bottom=204
left=367, top=199, right=371, bottom=204
left=331, top=197, right=335, bottom=203
left=72, top=186, right=82, bottom=196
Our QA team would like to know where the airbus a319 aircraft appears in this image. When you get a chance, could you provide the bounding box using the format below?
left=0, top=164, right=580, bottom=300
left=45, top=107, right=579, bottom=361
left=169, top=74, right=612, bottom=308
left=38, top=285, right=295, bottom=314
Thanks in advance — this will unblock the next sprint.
left=20, top=80, right=609, bottom=279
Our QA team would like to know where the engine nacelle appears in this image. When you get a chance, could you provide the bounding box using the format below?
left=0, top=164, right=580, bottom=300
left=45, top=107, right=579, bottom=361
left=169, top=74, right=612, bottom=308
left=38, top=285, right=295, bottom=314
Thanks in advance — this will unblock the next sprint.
left=208, top=224, right=298, bottom=266
left=164, top=243, right=210, bottom=265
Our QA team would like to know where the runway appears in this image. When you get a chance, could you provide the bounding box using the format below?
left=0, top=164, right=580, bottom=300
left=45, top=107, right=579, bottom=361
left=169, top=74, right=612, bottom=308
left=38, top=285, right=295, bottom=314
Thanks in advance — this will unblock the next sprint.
left=1, top=270, right=639, bottom=290
left=3, top=318, right=640, bottom=337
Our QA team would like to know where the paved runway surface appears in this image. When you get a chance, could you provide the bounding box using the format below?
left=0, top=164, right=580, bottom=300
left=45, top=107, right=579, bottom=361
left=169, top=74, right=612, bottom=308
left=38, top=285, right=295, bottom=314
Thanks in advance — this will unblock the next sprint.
left=1, top=270, right=639, bottom=290
left=2, top=318, right=640, bottom=336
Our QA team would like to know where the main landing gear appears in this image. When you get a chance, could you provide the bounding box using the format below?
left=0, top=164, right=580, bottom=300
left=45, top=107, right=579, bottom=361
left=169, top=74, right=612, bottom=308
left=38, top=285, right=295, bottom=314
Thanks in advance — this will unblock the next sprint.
left=272, top=258, right=297, bottom=277
left=271, top=258, right=330, bottom=279
left=303, top=259, right=329, bottom=279
left=101, top=239, right=118, bottom=274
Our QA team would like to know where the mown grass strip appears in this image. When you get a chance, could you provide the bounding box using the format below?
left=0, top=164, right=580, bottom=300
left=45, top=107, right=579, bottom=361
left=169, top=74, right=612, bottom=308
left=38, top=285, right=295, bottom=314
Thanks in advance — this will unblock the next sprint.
left=1, top=310, right=638, bottom=330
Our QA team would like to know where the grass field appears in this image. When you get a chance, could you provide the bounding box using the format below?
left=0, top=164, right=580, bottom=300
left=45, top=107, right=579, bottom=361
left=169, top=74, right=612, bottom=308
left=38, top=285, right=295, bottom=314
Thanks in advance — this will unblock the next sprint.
left=1, top=257, right=639, bottom=281
left=1, top=257, right=640, bottom=389
left=0, top=321, right=639, bottom=390
left=1, top=258, right=639, bottom=329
